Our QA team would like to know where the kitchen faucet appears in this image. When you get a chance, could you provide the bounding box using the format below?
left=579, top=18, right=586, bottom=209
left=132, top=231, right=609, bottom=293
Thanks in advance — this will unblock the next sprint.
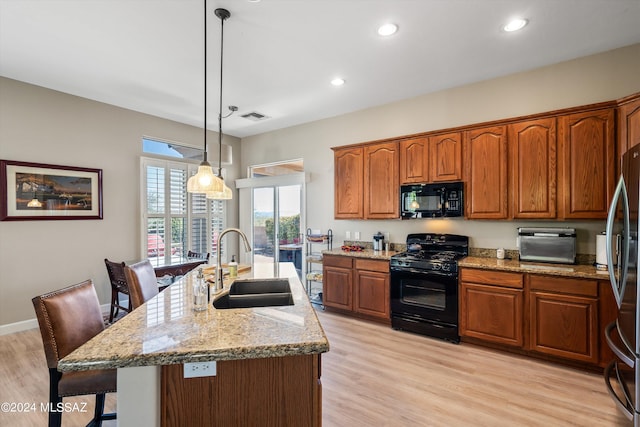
left=214, top=228, right=252, bottom=294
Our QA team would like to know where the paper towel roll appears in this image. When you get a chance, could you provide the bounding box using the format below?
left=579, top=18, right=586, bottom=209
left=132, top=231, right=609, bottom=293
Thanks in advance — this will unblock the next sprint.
left=596, top=233, right=608, bottom=270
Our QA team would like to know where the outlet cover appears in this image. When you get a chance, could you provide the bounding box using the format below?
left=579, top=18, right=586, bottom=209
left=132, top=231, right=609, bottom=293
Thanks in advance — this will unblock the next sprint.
left=346, top=231, right=351, bottom=239
left=184, top=361, right=217, bottom=378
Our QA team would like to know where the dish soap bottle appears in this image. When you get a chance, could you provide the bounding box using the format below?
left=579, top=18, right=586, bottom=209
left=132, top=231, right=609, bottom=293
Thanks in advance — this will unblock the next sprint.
left=228, top=255, right=238, bottom=278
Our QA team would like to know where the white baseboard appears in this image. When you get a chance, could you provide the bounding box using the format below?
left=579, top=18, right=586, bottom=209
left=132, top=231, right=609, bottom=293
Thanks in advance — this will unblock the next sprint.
left=0, top=303, right=115, bottom=336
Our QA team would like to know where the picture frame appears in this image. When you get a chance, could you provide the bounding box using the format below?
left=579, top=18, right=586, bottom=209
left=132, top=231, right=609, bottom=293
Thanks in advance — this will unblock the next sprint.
left=0, top=160, right=103, bottom=221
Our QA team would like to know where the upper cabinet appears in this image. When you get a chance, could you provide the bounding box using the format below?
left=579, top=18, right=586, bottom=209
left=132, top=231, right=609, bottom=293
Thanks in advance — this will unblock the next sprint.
left=558, top=109, right=615, bottom=219
left=429, top=132, right=462, bottom=182
left=508, top=118, right=557, bottom=219
left=364, top=142, right=399, bottom=219
left=463, top=126, right=508, bottom=219
left=399, top=137, right=429, bottom=184
left=618, top=94, right=640, bottom=167
left=334, top=147, right=364, bottom=219
left=333, top=142, right=399, bottom=220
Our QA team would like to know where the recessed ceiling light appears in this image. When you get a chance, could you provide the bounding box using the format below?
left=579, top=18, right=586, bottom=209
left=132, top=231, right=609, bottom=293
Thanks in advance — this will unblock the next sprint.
left=503, top=18, right=528, bottom=32
left=377, top=23, right=398, bottom=37
left=331, top=78, right=345, bottom=86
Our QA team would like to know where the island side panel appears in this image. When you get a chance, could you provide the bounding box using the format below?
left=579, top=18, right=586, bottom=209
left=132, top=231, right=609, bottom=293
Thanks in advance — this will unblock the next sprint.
left=118, top=366, right=161, bottom=427
left=161, top=354, right=321, bottom=426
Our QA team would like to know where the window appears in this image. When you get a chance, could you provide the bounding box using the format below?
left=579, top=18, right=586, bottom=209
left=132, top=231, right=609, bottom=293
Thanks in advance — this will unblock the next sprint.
left=141, top=138, right=226, bottom=267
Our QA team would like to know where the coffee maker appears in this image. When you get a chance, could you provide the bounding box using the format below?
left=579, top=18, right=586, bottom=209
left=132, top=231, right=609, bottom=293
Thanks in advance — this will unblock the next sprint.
left=373, top=232, right=385, bottom=251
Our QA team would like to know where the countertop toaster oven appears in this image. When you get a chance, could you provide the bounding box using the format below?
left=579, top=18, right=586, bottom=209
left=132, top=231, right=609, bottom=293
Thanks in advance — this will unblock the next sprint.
left=517, top=227, right=576, bottom=264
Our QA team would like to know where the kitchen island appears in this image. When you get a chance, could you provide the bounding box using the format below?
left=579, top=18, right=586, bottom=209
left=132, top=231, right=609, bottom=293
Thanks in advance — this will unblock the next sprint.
left=58, top=262, right=329, bottom=427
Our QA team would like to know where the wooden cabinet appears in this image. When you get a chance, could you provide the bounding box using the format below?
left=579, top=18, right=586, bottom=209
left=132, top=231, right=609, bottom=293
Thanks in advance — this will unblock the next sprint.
left=323, top=255, right=353, bottom=311
left=333, top=147, right=364, bottom=219
left=399, top=137, right=429, bottom=184
left=508, top=118, right=557, bottom=219
left=618, top=93, right=640, bottom=173
left=354, top=258, right=390, bottom=320
left=323, top=255, right=390, bottom=321
left=558, top=109, right=616, bottom=219
left=364, top=141, right=399, bottom=219
left=528, top=275, right=598, bottom=364
left=463, top=126, right=508, bottom=219
left=161, top=354, right=321, bottom=427
left=460, top=267, right=617, bottom=367
left=429, top=132, right=462, bottom=182
left=459, top=269, right=524, bottom=347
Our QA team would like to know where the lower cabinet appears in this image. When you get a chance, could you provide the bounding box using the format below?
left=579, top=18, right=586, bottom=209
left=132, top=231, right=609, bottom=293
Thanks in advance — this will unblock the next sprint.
left=460, top=267, right=615, bottom=367
left=323, top=255, right=390, bottom=321
left=459, top=269, right=524, bottom=347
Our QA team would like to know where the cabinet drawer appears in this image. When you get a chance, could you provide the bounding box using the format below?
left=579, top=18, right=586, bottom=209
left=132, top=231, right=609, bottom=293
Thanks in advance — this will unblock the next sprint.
left=323, top=255, right=353, bottom=268
left=355, top=258, right=389, bottom=273
left=529, top=275, right=597, bottom=297
left=460, top=268, right=523, bottom=289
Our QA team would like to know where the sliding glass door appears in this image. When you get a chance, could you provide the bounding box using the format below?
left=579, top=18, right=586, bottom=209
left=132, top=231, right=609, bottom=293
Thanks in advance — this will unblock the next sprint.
left=252, top=185, right=302, bottom=277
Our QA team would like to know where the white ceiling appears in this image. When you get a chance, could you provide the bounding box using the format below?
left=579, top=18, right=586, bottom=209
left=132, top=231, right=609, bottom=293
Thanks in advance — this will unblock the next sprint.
left=1, top=0, right=640, bottom=139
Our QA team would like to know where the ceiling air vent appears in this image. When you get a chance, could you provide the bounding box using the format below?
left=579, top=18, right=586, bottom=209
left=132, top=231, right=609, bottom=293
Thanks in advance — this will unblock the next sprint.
left=240, top=111, right=270, bottom=122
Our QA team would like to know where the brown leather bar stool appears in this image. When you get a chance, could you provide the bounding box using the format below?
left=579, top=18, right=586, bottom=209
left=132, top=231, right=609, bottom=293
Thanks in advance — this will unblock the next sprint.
left=104, top=258, right=131, bottom=322
left=187, top=250, right=210, bottom=261
left=124, top=259, right=160, bottom=309
left=32, top=280, right=117, bottom=427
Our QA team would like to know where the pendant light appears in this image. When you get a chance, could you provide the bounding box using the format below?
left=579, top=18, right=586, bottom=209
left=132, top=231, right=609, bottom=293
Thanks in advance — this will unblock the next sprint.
left=206, top=7, right=234, bottom=200
left=187, top=0, right=225, bottom=194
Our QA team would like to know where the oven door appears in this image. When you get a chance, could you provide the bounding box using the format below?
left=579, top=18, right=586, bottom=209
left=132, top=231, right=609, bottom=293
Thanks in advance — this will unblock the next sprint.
left=390, top=267, right=458, bottom=326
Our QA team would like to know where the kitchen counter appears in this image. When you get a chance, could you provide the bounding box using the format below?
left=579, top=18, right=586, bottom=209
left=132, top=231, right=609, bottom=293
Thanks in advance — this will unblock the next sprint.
left=322, top=247, right=400, bottom=260
left=459, top=256, right=610, bottom=281
left=58, top=262, right=329, bottom=372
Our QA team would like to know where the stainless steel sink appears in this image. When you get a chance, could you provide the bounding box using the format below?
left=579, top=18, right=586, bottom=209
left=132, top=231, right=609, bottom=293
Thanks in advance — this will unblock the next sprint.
left=213, top=278, right=294, bottom=309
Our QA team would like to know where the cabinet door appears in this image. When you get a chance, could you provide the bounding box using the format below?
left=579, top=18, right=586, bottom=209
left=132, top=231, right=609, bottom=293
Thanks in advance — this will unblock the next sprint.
left=459, top=282, right=524, bottom=347
left=558, top=109, right=615, bottom=219
left=334, top=147, right=364, bottom=219
left=529, top=291, right=598, bottom=364
left=363, top=142, right=399, bottom=219
left=508, top=118, right=557, bottom=219
left=399, top=137, right=429, bottom=184
left=463, top=126, right=508, bottom=219
left=429, top=132, right=462, bottom=182
left=322, top=266, right=353, bottom=311
left=618, top=95, right=640, bottom=175
left=354, top=269, right=390, bottom=320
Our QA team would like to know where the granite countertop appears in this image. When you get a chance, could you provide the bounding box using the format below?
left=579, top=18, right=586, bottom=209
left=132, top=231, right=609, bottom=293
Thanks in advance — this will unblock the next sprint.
left=58, top=263, right=329, bottom=372
left=322, top=248, right=400, bottom=260
left=459, top=256, right=611, bottom=280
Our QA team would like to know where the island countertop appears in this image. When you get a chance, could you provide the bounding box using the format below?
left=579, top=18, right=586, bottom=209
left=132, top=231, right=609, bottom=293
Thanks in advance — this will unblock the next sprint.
left=58, top=263, right=329, bottom=372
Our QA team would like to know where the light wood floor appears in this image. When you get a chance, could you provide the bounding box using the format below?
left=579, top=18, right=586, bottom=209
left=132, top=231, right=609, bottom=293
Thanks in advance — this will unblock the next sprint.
left=0, top=310, right=628, bottom=426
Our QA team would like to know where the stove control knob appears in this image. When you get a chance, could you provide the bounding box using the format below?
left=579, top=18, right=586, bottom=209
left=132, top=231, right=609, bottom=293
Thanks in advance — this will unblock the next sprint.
left=433, top=264, right=441, bottom=271
left=442, top=264, right=451, bottom=272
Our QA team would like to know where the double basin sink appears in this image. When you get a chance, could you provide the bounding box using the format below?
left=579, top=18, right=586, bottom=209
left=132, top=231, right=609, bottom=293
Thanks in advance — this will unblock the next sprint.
left=212, top=278, right=294, bottom=309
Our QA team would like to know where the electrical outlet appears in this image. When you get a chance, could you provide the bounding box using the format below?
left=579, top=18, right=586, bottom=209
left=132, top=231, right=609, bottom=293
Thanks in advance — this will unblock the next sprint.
left=184, top=361, right=217, bottom=378
left=345, top=231, right=351, bottom=239
left=354, top=231, right=360, bottom=240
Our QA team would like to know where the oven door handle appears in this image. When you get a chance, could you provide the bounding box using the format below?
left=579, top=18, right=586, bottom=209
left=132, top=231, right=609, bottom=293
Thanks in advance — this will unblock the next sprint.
left=390, top=267, right=456, bottom=278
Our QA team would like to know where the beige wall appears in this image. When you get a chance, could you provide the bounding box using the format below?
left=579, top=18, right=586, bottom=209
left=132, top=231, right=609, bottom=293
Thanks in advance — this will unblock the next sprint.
left=0, top=78, right=241, bottom=328
left=240, top=43, right=640, bottom=256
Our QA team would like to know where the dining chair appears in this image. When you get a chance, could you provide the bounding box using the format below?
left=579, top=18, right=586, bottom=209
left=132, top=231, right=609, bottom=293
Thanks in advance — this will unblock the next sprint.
left=124, top=259, right=160, bottom=309
left=187, top=250, right=210, bottom=261
left=104, top=258, right=131, bottom=322
left=32, top=280, right=117, bottom=427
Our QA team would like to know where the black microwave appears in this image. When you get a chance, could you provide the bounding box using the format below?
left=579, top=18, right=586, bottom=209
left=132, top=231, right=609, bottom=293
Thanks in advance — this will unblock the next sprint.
left=401, top=182, right=464, bottom=219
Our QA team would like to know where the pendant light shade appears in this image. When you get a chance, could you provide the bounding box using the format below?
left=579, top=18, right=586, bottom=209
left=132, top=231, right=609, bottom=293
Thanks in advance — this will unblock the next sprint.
left=206, top=183, right=232, bottom=200
left=187, top=1, right=230, bottom=196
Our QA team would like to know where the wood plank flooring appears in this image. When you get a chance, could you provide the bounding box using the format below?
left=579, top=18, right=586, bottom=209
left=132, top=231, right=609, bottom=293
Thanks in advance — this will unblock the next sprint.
left=0, top=309, right=628, bottom=426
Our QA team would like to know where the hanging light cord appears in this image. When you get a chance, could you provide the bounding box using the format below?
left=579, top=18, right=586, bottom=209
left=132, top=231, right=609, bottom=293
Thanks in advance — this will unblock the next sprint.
left=217, top=8, right=229, bottom=178
left=203, top=0, right=209, bottom=164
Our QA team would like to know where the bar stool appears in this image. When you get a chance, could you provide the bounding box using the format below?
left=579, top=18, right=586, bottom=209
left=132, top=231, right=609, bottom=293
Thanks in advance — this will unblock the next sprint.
left=104, top=258, right=131, bottom=322
left=124, top=259, right=160, bottom=309
left=32, top=280, right=117, bottom=427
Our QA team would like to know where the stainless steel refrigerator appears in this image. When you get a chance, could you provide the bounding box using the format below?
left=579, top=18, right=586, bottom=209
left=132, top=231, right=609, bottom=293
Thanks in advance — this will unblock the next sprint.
left=605, top=143, right=640, bottom=425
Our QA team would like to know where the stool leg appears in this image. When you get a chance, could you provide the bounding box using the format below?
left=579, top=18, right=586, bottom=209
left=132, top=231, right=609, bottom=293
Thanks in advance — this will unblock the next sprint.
left=109, top=289, right=117, bottom=322
left=89, top=393, right=106, bottom=427
left=48, top=368, right=62, bottom=427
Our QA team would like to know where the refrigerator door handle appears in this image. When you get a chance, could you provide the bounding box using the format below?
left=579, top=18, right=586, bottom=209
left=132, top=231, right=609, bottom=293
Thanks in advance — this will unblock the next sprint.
left=604, top=360, right=634, bottom=421
left=606, top=175, right=630, bottom=308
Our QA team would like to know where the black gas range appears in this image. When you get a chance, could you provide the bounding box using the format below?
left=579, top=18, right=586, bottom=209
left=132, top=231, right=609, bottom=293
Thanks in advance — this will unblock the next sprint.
left=390, top=233, right=468, bottom=343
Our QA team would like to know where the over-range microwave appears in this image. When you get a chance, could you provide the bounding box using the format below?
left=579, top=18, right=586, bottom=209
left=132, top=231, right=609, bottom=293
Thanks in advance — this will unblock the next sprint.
left=401, top=182, right=464, bottom=219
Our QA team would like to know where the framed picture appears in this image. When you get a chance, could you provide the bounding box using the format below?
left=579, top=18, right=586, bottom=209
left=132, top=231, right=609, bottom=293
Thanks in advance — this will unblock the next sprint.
left=0, top=160, right=103, bottom=221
